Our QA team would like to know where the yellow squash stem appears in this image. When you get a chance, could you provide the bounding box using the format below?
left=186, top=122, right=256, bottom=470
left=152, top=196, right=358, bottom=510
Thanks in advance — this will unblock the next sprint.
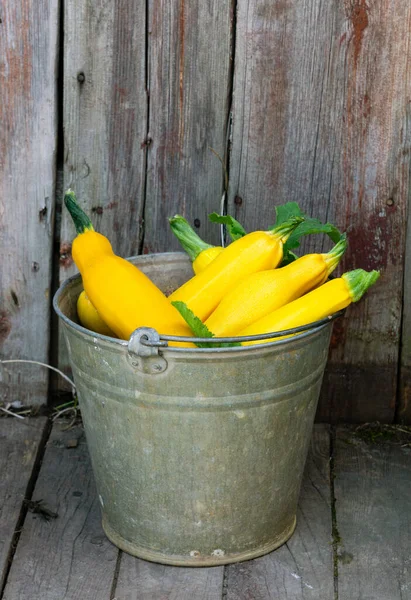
left=168, top=216, right=304, bottom=321
left=64, top=190, right=194, bottom=345
left=169, top=215, right=223, bottom=274
left=77, top=290, right=117, bottom=337
left=205, top=236, right=347, bottom=337
left=238, top=268, right=380, bottom=346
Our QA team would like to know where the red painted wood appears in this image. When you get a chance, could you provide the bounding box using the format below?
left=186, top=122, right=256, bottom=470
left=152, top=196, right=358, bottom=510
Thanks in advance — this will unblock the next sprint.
left=229, top=0, right=411, bottom=422
left=0, top=0, right=59, bottom=405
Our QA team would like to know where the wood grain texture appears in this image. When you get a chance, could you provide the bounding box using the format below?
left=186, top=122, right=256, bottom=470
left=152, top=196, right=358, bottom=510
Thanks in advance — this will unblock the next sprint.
left=142, top=0, right=233, bottom=254
left=225, top=424, right=333, bottom=600
left=399, top=180, right=411, bottom=423
left=62, top=0, right=147, bottom=266
left=228, top=0, right=411, bottom=422
left=0, top=0, right=59, bottom=405
left=59, top=0, right=148, bottom=377
left=58, top=0, right=233, bottom=374
left=334, top=426, right=411, bottom=599
left=3, top=423, right=118, bottom=600
left=228, top=0, right=344, bottom=232
left=319, top=1, right=411, bottom=423
left=0, top=417, right=48, bottom=591
left=114, top=556, right=224, bottom=600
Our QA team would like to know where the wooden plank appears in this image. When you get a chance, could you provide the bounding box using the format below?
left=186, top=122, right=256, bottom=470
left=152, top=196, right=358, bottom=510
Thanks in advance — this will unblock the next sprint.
left=225, top=424, right=334, bottom=600
left=143, top=0, right=233, bottom=254
left=59, top=0, right=233, bottom=372
left=228, top=0, right=344, bottom=233
left=59, top=0, right=148, bottom=377
left=318, top=0, right=411, bottom=422
left=63, top=0, right=148, bottom=263
left=228, top=0, right=411, bottom=422
left=399, top=181, right=411, bottom=423
left=0, top=0, right=59, bottom=405
left=0, top=417, right=48, bottom=591
left=334, top=426, right=411, bottom=599
left=2, top=423, right=118, bottom=600
left=114, top=556, right=224, bottom=600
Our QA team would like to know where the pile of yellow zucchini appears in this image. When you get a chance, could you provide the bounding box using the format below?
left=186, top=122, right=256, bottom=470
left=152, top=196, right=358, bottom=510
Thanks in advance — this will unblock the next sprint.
left=65, top=189, right=379, bottom=347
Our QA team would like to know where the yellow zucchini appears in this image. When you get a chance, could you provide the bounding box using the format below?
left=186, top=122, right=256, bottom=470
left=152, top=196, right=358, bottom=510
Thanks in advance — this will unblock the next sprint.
left=169, top=217, right=303, bottom=321
left=205, top=236, right=347, bottom=337
left=192, top=246, right=223, bottom=274
left=169, top=215, right=223, bottom=274
left=238, top=269, right=380, bottom=345
left=77, top=290, right=117, bottom=337
left=64, top=190, right=194, bottom=345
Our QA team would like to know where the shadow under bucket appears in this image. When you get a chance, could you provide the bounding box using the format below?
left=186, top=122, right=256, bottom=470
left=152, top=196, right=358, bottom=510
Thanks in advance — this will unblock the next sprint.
left=53, top=252, right=335, bottom=566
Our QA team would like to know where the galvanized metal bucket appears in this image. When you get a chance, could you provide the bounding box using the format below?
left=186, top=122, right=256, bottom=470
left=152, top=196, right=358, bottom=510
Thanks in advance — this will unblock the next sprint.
left=53, top=252, right=335, bottom=567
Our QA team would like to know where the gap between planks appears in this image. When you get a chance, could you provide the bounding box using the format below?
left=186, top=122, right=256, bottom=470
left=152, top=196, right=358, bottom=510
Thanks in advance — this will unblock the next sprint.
left=0, top=417, right=50, bottom=597
left=2, top=421, right=409, bottom=599
left=2, top=422, right=336, bottom=600
left=224, top=424, right=334, bottom=600
left=333, top=425, right=411, bottom=600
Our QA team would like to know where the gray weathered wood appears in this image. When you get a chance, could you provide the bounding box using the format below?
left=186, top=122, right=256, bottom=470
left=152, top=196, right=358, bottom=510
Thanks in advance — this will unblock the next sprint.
left=334, top=426, right=411, bottom=599
left=0, top=0, right=59, bottom=405
left=3, top=423, right=118, bottom=600
left=114, top=555, right=224, bottom=600
left=228, top=0, right=411, bottom=422
left=59, top=0, right=148, bottom=377
left=58, top=0, right=233, bottom=373
left=228, top=0, right=345, bottom=232
left=0, top=417, right=48, bottom=591
left=63, top=0, right=148, bottom=263
left=318, top=0, right=411, bottom=422
left=143, top=0, right=233, bottom=254
left=225, top=424, right=333, bottom=600
left=399, top=181, right=411, bottom=423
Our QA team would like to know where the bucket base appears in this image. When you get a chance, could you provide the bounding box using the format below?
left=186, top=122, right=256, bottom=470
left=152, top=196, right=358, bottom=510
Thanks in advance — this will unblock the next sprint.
left=102, top=514, right=297, bottom=567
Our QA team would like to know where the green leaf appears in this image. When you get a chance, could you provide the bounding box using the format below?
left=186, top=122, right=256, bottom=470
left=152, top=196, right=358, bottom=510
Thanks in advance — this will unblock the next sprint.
left=271, top=203, right=343, bottom=266
left=171, top=301, right=213, bottom=347
left=209, top=203, right=342, bottom=268
left=284, top=218, right=342, bottom=252
left=208, top=212, right=247, bottom=241
left=273, top=202, right=304, bottom=226
left=171, top=301, right=240, bottom=348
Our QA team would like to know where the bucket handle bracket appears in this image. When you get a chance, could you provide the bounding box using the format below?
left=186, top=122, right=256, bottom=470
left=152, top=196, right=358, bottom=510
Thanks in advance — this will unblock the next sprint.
left=128, top=328, right=168, bottom=374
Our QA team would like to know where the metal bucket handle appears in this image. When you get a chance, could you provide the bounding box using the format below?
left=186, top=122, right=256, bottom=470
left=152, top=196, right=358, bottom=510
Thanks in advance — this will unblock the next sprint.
left=127, top=310, right=344, bottom=373
left=128, top=327, right=168, bottom=375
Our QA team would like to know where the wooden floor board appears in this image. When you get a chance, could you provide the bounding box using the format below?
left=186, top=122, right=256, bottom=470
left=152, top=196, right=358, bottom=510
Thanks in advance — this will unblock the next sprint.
left=334, top=426, right=411, bottom=600
left=2, top=423, right=118, bottom=600
left=0, top=417, right=48, bottom=592
left=225, top=424, right=334, bottom=600
left=113, top=555, right=224, bottom=600
left=4, top=421, right=410, bottom=599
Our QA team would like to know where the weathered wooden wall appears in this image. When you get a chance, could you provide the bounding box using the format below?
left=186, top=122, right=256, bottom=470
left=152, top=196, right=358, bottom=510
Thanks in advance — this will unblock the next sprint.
left=61, top=0, right=232, bottom=265
left=400, top=193, right=411, bottom=421
left=1, top=0, right=411, bottom=422
left=0, top=0, right=59, bottom=406
left=229, top=0, right=411, bottom=422
left=57, top=0, right=233, bottom=378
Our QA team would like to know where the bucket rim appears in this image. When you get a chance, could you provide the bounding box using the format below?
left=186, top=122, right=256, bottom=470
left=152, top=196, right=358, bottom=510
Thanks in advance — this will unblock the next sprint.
left=53, top=258, right=344, bottom=354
